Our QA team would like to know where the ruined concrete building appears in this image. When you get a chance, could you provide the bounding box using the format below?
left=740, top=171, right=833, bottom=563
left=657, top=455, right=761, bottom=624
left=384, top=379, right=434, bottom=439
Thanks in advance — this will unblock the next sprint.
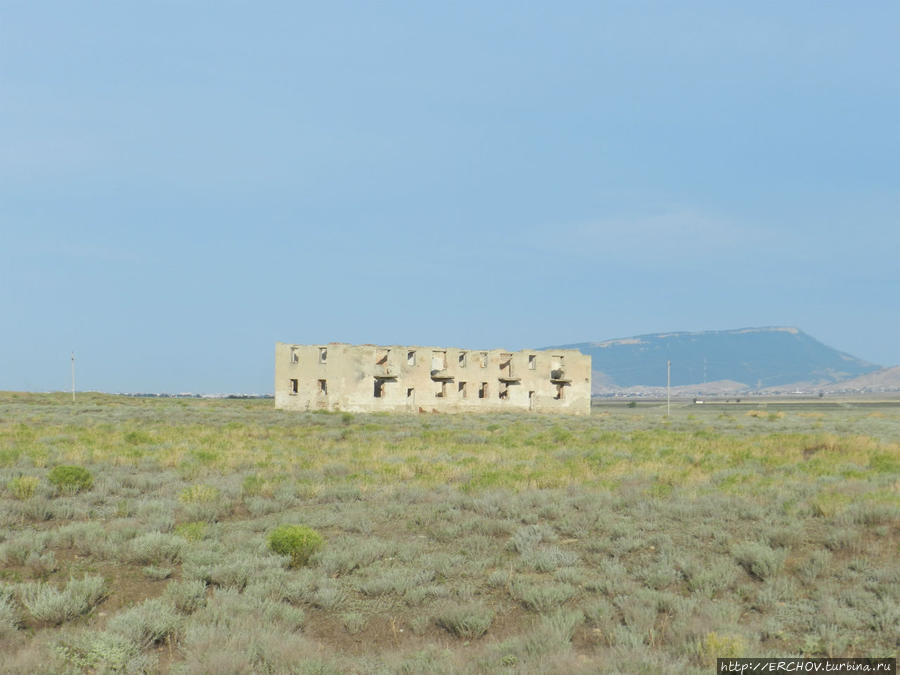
left=275, top=342, right=591, bottom=415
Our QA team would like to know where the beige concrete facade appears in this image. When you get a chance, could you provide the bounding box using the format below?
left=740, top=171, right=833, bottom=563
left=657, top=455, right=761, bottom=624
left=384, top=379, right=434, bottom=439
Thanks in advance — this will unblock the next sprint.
left=275, top=342, right=591, bottom=415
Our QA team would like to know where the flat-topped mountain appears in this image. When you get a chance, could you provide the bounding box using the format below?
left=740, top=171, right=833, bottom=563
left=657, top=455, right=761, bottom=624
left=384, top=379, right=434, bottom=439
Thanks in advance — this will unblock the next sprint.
left=548, top=327, right=881, bottom=391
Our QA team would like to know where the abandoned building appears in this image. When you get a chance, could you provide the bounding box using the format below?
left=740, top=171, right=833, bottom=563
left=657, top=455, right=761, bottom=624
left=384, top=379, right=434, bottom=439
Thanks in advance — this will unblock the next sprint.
left=275, top=342, right=591, bottom=415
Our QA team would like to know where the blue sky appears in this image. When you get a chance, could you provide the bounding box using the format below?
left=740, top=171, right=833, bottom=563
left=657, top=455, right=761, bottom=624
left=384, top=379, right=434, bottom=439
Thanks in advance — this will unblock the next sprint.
left=2, top=2, right=898, bottom=393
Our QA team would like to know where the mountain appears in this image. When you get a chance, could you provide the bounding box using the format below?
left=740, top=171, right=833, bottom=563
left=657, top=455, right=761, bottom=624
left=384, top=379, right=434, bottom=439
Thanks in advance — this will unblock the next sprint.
left=548, top=327, right=881, bottom=391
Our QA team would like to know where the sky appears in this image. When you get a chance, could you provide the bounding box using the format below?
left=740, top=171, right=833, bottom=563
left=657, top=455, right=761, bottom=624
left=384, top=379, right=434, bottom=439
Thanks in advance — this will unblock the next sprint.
left=2, top=2, right=899, bottom=393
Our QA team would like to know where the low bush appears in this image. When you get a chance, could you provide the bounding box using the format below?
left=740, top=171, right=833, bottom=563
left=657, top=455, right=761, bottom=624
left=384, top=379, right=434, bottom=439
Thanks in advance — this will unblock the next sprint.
left=174, top=521, right=207, bottom=542
left=434, top=602, right=494, bottom=639
left=17, top=575, right=106, bottom=625
left=179, top=485, right=220, bottom=504
left=57, top=630, right=152, bottom=673
left=128, top=532, right=184, bottom=564
left=141, top=565, right=173, bottom=580
left=268, top=525, right=324, bottom=568
left=107, top=597, right=182, bottom=648
left=732, top=542, right=785, bottom=581
left=0, top=591, right=21, bottom=639
left=7, top=475, right=39, bottom=500
left=510, top=579, right=577, bottom=613
left=697, top=631, right=746, bottom=666
left=163, top=579, right=208, bottom=614
left=341, top=612, right=367, bottom=634
left=47, top=466, right=93, bottom=494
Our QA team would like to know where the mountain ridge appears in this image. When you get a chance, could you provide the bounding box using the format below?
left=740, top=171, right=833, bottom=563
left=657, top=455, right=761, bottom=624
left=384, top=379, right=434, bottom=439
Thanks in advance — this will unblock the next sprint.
left=546, top=326, right=881, bottom=392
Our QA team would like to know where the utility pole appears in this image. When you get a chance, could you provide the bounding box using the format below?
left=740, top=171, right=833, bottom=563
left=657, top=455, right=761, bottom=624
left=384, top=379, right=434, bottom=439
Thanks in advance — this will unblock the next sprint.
left=666, top=360, right=671, bottom=417
left=71, top=352, right=75, bottom=403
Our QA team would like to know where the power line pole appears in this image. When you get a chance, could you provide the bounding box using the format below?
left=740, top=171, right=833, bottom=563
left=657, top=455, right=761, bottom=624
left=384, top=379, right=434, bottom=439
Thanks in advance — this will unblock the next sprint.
left=666, top=360, right=671, bottom=417
left=71, top=352, right=75, bottom=403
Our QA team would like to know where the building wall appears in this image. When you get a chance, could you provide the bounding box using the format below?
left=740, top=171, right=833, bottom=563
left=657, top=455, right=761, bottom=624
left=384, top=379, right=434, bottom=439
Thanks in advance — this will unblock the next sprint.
left=274, top=342, right=591, bottom=415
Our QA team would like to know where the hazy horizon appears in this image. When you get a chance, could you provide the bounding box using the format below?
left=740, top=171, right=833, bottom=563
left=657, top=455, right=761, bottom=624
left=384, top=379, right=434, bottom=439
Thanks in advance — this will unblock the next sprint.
left=3, top=3, right=899, bottom=393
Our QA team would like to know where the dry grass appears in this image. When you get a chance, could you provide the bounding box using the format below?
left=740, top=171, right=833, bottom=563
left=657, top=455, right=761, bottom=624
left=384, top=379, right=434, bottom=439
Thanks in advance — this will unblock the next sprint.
left=0, top=392, right=897, bottom=673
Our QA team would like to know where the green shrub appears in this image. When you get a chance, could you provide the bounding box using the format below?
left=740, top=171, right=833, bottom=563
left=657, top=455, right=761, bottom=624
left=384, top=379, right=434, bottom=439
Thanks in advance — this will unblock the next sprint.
left=697, top=631, right=745, bottom=666
left=174, top=521, right=208, bottom=542
left=241, top=474, right=265, bottom=498
left=179, top=484, right=219, bottom=504
left=268, top=525, right=324, bottom=568
left=47, top=465, right=93, bottom=494
left=7, top=475, right=39, bottom=499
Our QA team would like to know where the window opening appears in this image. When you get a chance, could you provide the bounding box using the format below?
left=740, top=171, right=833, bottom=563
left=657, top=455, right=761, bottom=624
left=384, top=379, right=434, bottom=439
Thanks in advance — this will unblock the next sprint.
left=318, top=379, right=327, bottom=395
left=478, top=382, right=488, bottom=399
left=528, top=390, right=535, bottom=410
left=528, top=354, right=536, bottom=370
left=290, top=348, right=299, bottom=364
left=458, top=352, right=467, bottom=367
left=435, top=381, right=447, bottom=398
left=374, top=379, right=385, bottom=398
left=376, top=348, right=389, bottom=365
left=289, top=379, right=298, bottom=394
left=479, top=352, right=488, bottom=368
left=319, top=348, right=327, bottom=364
left=499, top=381, right=509, bottom=400
left=499, top=353, right=512, bottom=378
left=407, top=350, right=416, bottom=366
left=407, top=387, right=414, bottom=399
left=458, top=381, right=467, bottom=398
left=431, top=350, right=447, bottom=371
left=554, top=384, right=565, bottom=400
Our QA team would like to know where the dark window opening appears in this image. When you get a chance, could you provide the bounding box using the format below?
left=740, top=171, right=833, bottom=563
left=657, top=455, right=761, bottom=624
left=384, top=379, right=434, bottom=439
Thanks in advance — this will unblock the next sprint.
left=407, top=350, right=416, bottom=366
left=290, top=348, right=299, bottom=364
left=374, top=379, right=385, bottom=398
left=499, top=381, right=509, bottom=400
left=319, top=348, right=327, bottom=364
left=458, top=352, right=467, bottom=367
left=528, top=390, right=535, bottom=410
left=318, top=379, right=327, bottom=395
left=478, top=382, right=488, bottom=399
left=289, top=379, right=298, bottom=394
left=554, top=384, right=565, bottom=400
left=407, top=387, right=414, bottom=399
left=479, top=352, right=488, bottom=368
left=458, top=381, right=467, bottom=398
left=528, top=354, right=536, bottom=370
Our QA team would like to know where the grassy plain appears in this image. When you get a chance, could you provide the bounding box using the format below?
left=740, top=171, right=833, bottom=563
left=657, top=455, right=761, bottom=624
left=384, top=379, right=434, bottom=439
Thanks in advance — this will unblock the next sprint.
left=0, top=392, right=897, bottom=673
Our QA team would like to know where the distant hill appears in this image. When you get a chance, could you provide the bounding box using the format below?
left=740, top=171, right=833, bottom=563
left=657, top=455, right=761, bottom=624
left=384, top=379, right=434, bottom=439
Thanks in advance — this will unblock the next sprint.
left=823, top=366, right=900, bottom=393
left=548, top=327, right=881, bottom=391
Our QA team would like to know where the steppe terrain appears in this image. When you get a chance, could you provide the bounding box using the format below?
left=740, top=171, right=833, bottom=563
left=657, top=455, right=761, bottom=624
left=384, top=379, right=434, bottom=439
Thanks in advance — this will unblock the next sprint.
left=1, top=393, right=897, bottom=673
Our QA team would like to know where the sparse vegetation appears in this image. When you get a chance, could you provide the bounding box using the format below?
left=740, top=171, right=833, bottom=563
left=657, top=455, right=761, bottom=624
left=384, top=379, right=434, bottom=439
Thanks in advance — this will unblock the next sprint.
left=0, top=392, right=897, bottom=672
